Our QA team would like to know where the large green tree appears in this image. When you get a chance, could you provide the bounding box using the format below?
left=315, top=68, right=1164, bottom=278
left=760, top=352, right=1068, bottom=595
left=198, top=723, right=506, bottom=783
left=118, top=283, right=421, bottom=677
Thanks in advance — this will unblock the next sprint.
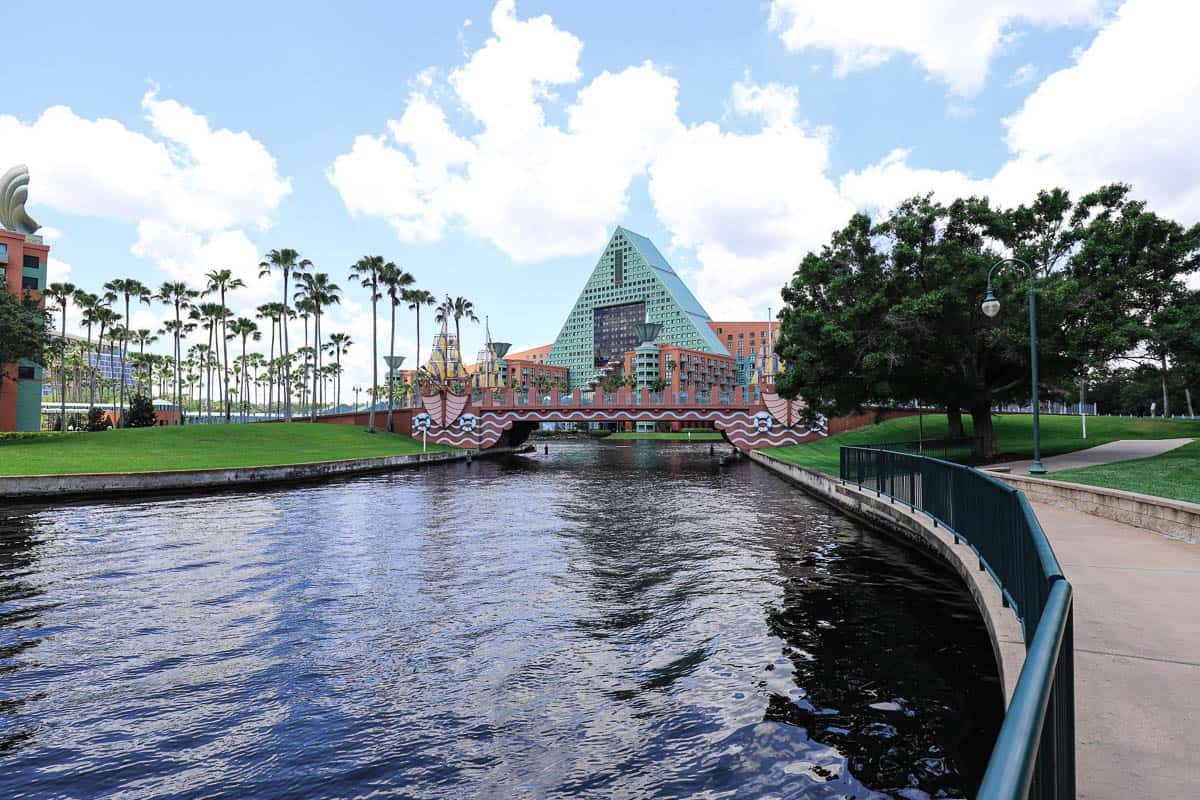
left=775, top=186, right=1182, bottom=457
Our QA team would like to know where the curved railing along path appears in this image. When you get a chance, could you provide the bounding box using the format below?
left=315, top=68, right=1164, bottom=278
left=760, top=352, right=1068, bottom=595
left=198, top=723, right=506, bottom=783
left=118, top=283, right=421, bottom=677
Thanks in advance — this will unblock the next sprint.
left=841, top=447, right=1075, bottom=800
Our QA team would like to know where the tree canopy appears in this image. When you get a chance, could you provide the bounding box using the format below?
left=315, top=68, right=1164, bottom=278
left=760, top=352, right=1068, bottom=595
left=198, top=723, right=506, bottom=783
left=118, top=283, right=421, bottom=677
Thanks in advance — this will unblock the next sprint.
left=0, top=280, right=52, bottom=397
left=775, top=185, right=1200, bottom=456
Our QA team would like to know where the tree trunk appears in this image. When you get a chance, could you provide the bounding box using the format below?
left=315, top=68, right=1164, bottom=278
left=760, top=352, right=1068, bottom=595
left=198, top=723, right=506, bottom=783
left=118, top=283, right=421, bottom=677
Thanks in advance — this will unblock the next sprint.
left=969, top=403, right=996, bottom=461
left=387, top=301, right=396, bottom=433
left=1185, top=387, right=1195, bottom=418
left=1160, top=353, right=1170, bottom=418
left=119, top=297, right=129, bottom=428
left=946, top=406, right=964, bottom=440
left=60, top=302, right=68, bottom=428
left=367, top=283, right=377, bottom=433
left=222, top=289, right=231, bottom=424
left=282, top=270, right=292, bottom=421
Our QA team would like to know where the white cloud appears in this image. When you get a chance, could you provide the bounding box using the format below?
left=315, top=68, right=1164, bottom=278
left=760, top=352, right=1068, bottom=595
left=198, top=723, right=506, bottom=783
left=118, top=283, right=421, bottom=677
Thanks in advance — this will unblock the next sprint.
left=329, top=0, right=682, bottom=262
left=841, top=0, right=1200, bottom=226
left=768, top=0, right=1106, bottom=95
left=47, top=257, right=71, bottom=284
left=649, top=90, right=852, bottom=320
left=731, top=79, right=800, bottom=127
left=1009, top=63, right=1039, bottom=86
left=0, top=90, right=290, bottom=232
left=0, top=89, right=291, bottom=345
left=131, top=222, right=280, bottom=310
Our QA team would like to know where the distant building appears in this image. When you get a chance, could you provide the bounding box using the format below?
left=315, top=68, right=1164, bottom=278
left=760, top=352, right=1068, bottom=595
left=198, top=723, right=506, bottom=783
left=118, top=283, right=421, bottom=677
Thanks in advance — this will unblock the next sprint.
left=1, top=229, right=49, bottom=431
left=41, top=332, right=135, bottom=403
left=542, top=226, right=782, bottom=394
left=707, top=321, right=781, bottom=386
left=547, top=227, right=730, bottom=390
left=505, top=344, right=553, bottom=365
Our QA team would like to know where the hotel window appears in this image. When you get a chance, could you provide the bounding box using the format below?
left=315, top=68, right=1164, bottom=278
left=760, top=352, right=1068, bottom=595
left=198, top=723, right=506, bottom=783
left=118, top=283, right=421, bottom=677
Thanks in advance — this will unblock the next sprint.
left=614, top=249, right=624, bottom=285
left=23, top=255, right=40, bottom=269
left=0, top=243, right=7, bottom=262
left=18, top=365, right=35, bottom=380
left=22, top=275, right=39, bottom=290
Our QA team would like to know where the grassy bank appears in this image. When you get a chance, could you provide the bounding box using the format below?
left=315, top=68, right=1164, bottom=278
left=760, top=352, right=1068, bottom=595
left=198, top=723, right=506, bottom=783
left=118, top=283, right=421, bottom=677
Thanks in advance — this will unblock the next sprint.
left=769, top=413, right=1200, bottom=476
left=607, top=430, right=724, bottom=441
left=0, top=424, right=450, bottom=476
left=1050, top=439, right=1200, bottom=505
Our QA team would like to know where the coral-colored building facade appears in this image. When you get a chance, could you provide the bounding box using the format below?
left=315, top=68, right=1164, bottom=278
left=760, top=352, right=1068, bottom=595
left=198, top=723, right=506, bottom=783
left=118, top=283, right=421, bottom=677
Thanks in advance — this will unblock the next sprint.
left=1, top=230, right=49, bottom=431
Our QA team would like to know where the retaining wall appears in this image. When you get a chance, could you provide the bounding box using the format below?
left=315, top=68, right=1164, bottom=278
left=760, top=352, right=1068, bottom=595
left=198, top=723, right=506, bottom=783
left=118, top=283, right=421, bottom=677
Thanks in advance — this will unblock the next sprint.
left=1, top=445, right=527, bottom=502
left=750, top=450, right=1027, bottom=707
left=988, top=471, right=1200, bottom=544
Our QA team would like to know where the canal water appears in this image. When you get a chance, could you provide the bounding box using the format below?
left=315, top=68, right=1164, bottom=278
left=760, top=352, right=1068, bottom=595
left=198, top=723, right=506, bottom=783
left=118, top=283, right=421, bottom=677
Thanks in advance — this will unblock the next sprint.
left=0, top=442, right=1001, bottom=799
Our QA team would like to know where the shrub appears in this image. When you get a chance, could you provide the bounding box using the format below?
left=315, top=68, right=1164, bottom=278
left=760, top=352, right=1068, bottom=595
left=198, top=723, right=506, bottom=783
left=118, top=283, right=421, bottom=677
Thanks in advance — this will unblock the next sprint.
left=86, top=406, right=107, bottom=432
left=124, top=394, right=157, bottom=428
left=587, top=429, right=611, bottom=438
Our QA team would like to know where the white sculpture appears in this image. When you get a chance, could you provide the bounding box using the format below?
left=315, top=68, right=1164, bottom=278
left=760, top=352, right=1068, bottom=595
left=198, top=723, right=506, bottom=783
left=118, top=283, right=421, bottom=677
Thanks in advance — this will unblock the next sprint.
left=0, top=164, right=41, bottom=235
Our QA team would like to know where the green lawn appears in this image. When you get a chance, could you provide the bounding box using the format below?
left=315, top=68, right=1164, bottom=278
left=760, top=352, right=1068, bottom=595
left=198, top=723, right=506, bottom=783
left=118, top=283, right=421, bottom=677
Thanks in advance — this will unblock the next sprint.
left=0, top=424, right=451, bottom=476
left=769, top=413, right=1200, bottom=476
left=1050, top=439, right=1200, bottom=505
left=608, top=430, right=724, bottom=441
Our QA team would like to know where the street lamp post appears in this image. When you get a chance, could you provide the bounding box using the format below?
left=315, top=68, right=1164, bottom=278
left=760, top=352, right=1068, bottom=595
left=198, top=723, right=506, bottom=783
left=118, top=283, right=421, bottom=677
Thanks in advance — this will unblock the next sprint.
left=353, top=385, right=361, bottom=413
left=981, top=257, right=1046, bottom=475
left=384, top=355, right=405, bottom=432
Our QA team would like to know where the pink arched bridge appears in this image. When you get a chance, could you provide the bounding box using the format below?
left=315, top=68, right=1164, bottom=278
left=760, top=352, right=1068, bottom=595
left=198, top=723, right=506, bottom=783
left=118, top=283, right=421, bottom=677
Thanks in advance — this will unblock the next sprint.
left=407, top=387, right=829, bottom=450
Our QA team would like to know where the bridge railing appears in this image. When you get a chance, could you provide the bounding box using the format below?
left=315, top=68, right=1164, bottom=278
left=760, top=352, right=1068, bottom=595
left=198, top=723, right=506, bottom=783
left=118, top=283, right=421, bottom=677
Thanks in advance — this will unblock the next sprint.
left=840, top=446, right=1075, bottom=800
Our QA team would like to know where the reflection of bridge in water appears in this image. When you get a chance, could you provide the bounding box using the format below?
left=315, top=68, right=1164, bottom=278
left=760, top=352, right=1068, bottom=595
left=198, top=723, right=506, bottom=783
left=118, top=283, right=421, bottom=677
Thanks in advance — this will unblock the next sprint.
left=410, top=387, right=831, bottom=450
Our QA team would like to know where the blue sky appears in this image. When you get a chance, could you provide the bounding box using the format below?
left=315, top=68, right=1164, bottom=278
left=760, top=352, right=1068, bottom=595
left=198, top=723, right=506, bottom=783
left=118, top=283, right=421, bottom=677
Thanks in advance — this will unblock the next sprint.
left=3, top=0, right=1192, bottom=386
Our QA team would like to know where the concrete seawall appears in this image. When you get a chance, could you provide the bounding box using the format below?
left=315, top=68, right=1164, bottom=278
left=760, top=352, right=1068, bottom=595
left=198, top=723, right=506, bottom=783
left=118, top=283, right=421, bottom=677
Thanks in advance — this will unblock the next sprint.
left=749, top=450, right=1026, bottom=707
left=987, top=471, right=1200, bottom=544
left=1, top=446, right=530, bottom=502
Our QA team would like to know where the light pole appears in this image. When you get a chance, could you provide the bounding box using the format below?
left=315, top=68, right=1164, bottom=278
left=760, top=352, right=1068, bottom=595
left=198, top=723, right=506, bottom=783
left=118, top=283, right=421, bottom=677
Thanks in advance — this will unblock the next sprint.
left=353, top=385, right=361, bottom=413
left=384, top=355, right=405, bottom=432
left=981, top=257, right=1046, bottom=475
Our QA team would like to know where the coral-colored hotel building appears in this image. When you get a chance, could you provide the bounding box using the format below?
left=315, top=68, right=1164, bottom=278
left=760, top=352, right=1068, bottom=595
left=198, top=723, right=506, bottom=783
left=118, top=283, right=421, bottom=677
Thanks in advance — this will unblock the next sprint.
left=1, top=229, right=49, bottom=431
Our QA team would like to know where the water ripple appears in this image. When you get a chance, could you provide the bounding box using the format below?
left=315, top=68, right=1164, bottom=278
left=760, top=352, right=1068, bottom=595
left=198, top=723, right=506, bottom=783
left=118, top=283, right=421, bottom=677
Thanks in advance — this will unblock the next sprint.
left=0, top=441, right=999, bottom=799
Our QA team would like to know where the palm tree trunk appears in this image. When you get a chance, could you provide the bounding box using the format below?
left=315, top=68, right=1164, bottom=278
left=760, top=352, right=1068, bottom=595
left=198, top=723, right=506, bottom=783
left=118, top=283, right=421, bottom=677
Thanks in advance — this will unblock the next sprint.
left=221, top=288, right=231, bottom=424
left=368, top=285, right=377, bottom=433
left=267, top=319, right=275, bottom=417
left=87, top=329, right=97, bottom=419
left=118, top=296, right=129, bottom=428
left=59, top=300, right=68, bottom=428
left=311, top=307, right=319, bottom=423
left=281, top=270, right=291, bottom=421
left=387, top=300, right=396, bottom=432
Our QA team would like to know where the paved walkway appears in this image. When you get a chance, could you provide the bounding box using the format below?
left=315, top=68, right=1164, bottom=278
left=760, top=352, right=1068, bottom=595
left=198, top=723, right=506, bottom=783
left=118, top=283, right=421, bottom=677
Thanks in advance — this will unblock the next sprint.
left=1032, top=502, right=1200, bottom=798
left=986, top=437, right=1193, bottom=474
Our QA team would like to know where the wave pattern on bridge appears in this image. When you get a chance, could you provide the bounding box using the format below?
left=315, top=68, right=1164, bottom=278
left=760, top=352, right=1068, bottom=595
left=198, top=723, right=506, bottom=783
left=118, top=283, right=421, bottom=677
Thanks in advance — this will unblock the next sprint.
left=411, top=389, right=827, bottom=449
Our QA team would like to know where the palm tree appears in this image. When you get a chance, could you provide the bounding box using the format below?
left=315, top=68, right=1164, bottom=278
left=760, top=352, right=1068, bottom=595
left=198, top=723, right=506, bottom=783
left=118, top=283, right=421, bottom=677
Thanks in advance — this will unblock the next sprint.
left=44, top=281, right=77, bottom=427
left=103, top=279, right=152, bottom=426
left=92, top=303, right=120, bottom=418
left=204, top=269, right=246, bottom=423
left=348, top=255, right=385, bottom=432
left=191, top=302, right=228, bottom=423
left=229, top=317, right=261, bottom=421
left=129, top=329, right=158, bottom=393
left=380, top=264, right=415, bottom=431
left=326, top=332, right=352, bottom=409
left=255, top=302, right=285, bottom=417
left=405, top=288, right=437, bottom=394
left=259, top=249, right=309, bottom=421
left=449, top=296, right=479, bottom=358
left=295, top=271, right=341, bottom=421
left=155, top=281, right=198, bottom=423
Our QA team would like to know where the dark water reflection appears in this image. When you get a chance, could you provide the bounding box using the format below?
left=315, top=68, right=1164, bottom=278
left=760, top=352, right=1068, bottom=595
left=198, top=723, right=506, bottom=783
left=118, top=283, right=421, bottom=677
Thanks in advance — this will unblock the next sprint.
left=0, top=442, right=1001, bottom=799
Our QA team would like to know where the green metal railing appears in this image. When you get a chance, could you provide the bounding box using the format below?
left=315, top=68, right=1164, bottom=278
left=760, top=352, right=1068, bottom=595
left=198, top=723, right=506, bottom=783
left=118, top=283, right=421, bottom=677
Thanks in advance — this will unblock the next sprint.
left=840, top=446, right=1075, bottom=800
